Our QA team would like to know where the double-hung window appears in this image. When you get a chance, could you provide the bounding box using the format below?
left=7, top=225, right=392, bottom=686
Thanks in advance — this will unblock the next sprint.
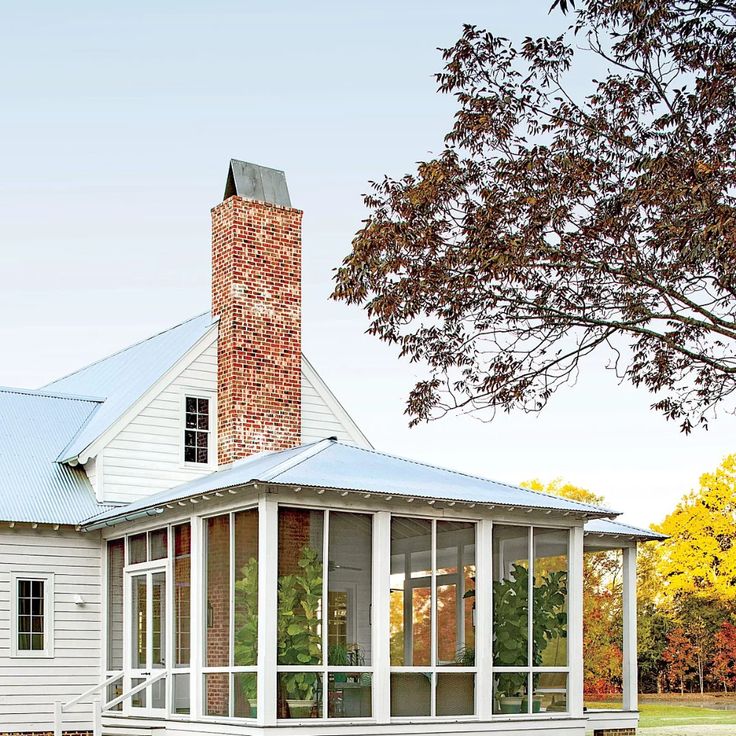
left=183, top=395, right=213, bottom=465
left=12, top=572, right=53, bottom=657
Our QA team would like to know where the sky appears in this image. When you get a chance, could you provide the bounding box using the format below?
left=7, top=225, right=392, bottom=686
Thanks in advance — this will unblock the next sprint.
left=0, top=1, right=732, bottom=528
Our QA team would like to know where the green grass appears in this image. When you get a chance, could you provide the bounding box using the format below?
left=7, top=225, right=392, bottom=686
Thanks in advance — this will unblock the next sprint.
left=586, top=702, right=736, bottom=729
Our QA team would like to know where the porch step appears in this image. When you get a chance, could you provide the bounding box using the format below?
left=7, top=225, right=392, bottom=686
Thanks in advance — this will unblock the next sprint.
left=101, top=716, right=164, bottom=736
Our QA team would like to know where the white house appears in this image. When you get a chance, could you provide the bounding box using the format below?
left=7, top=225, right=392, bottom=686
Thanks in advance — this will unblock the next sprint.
left=0, top=160, right=664, bottom=736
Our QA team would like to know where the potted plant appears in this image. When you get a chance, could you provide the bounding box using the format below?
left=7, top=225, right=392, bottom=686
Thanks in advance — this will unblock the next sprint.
left=328, top=643, right=365, bottom=683
left=275, top=545, right=324, bottom=718
left=234, top=556, right=259, bottom=717
left=466, top=562, right=567, bottom=714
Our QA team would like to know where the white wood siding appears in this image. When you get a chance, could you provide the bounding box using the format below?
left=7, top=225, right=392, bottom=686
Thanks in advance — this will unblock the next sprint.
left=301, top=370, right=363, bottom=446
left=101, top=342, right=218, bottom=504
left=0, top=527, right=102, bottom=732
left=95, top=337, right=369, bottom=503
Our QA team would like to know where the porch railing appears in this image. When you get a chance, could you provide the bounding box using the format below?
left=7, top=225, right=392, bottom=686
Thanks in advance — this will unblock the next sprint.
left=53, top=670, right=166, bottom=736
left=54, top=671, right=121, bottom=736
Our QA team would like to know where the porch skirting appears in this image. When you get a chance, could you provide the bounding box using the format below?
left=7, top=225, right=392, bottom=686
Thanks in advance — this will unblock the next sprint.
left=102, top=714, right=591, bottom=736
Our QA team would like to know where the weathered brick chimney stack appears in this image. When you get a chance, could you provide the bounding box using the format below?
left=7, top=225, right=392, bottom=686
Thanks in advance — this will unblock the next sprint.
left=211, top=160, right=302, bottom=464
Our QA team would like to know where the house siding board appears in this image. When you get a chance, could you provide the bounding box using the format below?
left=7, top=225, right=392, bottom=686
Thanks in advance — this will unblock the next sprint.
left=0, top=527, right=101, bottom=731
left=300, top=372, right=362, bottom=445
left=95, top=335, right=366, bottom=503
left=101, top=341, right=218, bottom=503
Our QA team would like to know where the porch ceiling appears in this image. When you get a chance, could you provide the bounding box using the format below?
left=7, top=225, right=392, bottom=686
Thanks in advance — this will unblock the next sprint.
left=82, top=438, right=618, bottom=530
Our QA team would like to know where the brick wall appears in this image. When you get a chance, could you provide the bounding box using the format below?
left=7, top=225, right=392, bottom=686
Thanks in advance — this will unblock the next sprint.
left=206, top=515, right=230, bottom=715
left=211, top=195, right=303, bottom=464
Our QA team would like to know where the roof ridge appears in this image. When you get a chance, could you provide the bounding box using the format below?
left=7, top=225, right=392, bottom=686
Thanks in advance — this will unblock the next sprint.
left=331, top=440, right=619, bottom=516
left=265, top=438, right=335, bottom=481
left=0, top=386, right=104, bottom=403
left=42, top=311, right=212, bottom=388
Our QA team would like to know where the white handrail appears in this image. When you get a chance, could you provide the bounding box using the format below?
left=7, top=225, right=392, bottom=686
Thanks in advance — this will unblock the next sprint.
left=54, top=671, right=123, bottom=736
left=64, top=671, right=123, bottom=712
left=103, top=670, right=167, bottom=712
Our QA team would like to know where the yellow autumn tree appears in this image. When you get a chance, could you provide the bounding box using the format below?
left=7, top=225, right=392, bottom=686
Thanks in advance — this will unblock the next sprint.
left=522, top=478, right=605, bottom=507
left=655, top=454, right=736, bottom=603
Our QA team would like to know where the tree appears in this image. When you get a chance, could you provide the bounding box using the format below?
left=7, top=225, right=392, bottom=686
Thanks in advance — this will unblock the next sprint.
left=655, top=454, right=736, bottom=601
left=332, top=1, right=736, bottom=433
left=662, top=627, right=697, bottom=694
left=712, top=621, right=736, bottom=692
left=526, top=479, right=625, bottom=695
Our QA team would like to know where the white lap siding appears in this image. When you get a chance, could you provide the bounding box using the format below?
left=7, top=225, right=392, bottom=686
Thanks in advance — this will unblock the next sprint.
left=101, top=341, right=219, bottom=504
left=98, top=341, right=369, bottom=504
left=0, top=526, right=102, bottom=733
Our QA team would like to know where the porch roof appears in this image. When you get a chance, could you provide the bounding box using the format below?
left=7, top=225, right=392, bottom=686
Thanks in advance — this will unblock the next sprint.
left=584, top=518, right=667, bottom=542
left=82, top=438, right=618, bottom=529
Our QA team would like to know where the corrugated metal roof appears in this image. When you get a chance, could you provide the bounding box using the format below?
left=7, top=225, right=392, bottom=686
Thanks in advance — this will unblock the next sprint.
left=84, top=438, right=617, bottom=528
left=584, top=518, right=667, bottom=542
left=45, top=312, right=216, bottom=462
left=0, top=387, right=115, bottom=524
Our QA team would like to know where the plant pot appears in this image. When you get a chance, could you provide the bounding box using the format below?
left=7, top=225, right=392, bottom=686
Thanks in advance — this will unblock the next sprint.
left=334, top=673, right=348, bottom=684
left=499, top=695, right=524, bottom=714
left=286, top=699, right=316, bottom=718
left=521, top=696, right=542, bottom=713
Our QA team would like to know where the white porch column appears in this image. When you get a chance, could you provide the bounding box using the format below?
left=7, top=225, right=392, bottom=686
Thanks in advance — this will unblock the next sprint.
left=475, top=519, right=493, bottom=720
left=568, top=525, right=585, bottom=718
left=372, top=511, right=391, bottom=723
left=190, top=516, right=204, bottom=718
left=622, top=543, right=638, bottom=712
left=257, top=492, right=278, bottom=725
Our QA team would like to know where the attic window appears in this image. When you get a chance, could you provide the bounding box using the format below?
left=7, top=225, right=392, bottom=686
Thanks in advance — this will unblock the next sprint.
left=184, top=396, right=211, bottom=464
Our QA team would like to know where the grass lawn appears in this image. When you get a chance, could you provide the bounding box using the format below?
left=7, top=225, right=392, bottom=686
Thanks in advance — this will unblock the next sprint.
left=639, top=703, right=736, bottom=729
left=587, top=701, right=736, bottom=729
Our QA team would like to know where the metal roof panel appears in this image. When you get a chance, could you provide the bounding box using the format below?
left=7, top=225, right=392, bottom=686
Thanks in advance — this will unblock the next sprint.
left=45, top=312, right=216, bottom=461
left=0, top=388, right=115, bottom=524
left=84, top=439, right=617, bottom=528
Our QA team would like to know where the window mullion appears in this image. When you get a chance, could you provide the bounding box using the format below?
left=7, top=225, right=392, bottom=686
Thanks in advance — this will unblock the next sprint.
left=430, top=519, right=437, bottom=718
left=229, top=511, right=235, bottom=716
left=527, top=526, right=533, bottom=715
left=322, top=509, right=330, bottom=718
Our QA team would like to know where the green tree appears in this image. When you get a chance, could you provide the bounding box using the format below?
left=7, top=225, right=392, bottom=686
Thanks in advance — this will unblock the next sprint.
left=333, top=1, right=736, bottom=433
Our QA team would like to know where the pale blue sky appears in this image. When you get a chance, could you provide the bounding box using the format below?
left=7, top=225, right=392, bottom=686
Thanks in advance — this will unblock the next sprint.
left=0, top=1, right=732, bottom=526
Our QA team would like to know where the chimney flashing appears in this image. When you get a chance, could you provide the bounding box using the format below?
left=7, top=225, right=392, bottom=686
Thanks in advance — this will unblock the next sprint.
left=223, top=159, right=292, bottom=207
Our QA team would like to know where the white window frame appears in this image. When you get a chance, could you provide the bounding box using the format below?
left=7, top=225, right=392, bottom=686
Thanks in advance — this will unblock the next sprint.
left=201, top=506, right=260, bottom=723
left=179, top=391, right=217, bottom=469
left=490, top=524, right=571, bottom=718
left=274, top=505, right=375, bottom=724
left=388, top=516, right=478, bottom=721
left=10, top=571, right=54, bottom=658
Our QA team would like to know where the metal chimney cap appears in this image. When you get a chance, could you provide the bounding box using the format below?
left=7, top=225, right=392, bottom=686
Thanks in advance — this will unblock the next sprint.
left=223, top=159, right=291, bottom=207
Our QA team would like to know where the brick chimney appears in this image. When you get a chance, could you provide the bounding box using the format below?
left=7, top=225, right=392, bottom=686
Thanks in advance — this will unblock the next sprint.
left=211, top=160, right=302, bottom=464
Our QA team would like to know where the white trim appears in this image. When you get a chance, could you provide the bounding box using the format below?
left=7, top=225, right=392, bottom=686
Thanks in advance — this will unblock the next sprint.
left=258, top=494, right=278, bottom=726
left=622, top=544, right=638, bottom=712
left=568, top=525, right=584, bottom=718
left=372, top=511, right=391, bottom=724
left=179, top=390, right=218, bottom=470
left=301, top=355, right=372, bottom=449
left=475, top=518, right=493, bottom=720
left=74, top=325, right=218, bottom=465
left=191, top=515, right=204, bottom=718
left=10, top=571, right=55, bottom=658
